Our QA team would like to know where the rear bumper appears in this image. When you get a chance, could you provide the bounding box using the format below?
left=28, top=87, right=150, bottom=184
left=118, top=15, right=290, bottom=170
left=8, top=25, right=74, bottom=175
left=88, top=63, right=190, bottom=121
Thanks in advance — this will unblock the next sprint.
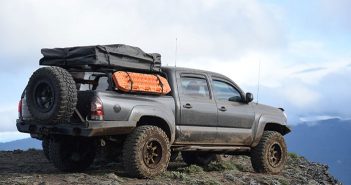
left=16, top=119, right=136, bottom=137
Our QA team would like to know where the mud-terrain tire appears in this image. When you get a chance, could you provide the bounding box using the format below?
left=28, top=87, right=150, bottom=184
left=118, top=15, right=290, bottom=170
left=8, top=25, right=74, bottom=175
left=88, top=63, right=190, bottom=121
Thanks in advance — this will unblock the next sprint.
left=26, top=66, right=77, bottom=124
left=42, top=139, right=50, bottom=161
left=251, top=131, right=287, bottom=174
left=49, top=137, right=96, bottom=172
left=122, top=126, right=170, bottom=178
left=181, top=152, right=215, bottom=166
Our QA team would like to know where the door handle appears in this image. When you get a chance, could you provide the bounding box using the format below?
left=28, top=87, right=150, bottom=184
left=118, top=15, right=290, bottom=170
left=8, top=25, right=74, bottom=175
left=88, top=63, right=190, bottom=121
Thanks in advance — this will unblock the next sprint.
left=218, top=106, right=227, bottom=112
left=183, top=103, right=192, bottom=109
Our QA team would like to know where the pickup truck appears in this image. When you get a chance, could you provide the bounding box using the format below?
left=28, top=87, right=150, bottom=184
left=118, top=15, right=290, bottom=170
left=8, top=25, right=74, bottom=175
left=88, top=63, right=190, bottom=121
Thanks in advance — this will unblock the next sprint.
left=17, top=66, right=290, bottom=178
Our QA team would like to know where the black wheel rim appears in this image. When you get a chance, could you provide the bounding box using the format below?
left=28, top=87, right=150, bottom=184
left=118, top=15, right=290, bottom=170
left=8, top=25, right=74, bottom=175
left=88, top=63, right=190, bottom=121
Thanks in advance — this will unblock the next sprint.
left=268, top=142, right=283, bottom=167
left=143, top=139, right=163, bottom=169
left=34, top=81, right=54, bottom=112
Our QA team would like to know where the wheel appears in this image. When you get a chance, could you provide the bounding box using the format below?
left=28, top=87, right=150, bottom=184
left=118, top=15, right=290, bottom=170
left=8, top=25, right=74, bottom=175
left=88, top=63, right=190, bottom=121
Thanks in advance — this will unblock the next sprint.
left=26, top=66, right=77, bottom=124
left=122, top=126, right=170, bottom=178
left=42, top=139, right=50, bottom=161
left=250, top=131, right=287, bottom=174
left=49, top=137, right=96, bottom=172
left=214, top=154, right=234, bottom=162
left=181, top=152, right=215, bottom=166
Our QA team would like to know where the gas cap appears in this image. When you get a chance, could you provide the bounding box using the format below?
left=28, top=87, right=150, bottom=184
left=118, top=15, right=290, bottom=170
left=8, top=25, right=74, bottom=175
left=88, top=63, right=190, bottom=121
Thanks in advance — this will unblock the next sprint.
left=113, top=104, right=121, bottom=113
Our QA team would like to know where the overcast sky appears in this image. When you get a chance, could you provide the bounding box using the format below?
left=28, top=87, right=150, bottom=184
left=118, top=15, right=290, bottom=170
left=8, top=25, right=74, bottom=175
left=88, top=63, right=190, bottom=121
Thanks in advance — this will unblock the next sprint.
left=0, top=0, right=350, bottom=142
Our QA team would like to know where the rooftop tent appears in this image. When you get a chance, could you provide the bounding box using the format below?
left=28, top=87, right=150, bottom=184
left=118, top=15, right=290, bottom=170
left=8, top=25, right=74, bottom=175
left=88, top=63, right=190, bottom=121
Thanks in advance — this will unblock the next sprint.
left=39, top=44, right=161, bottom=72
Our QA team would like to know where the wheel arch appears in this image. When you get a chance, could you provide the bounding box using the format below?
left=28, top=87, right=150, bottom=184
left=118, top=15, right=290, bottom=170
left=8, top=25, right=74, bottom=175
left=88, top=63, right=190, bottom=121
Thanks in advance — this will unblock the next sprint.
left=251, top=115, right=290, bottom=147
left=128, top=105, right=175, bottom=144
left=136, top=116, right=172, bottom=142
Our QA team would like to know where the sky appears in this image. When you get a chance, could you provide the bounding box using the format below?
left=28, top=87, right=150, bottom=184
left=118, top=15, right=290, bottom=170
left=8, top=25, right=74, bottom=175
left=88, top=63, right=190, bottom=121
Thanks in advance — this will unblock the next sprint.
left=0, top=0, right=350, bottom=142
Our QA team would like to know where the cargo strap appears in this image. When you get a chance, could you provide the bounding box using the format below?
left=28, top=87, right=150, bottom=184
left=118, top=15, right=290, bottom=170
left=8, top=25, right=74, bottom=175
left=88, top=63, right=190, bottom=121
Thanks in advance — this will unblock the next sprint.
left=155, top=75, right=164, bottom=93
left=124, top=71, right=133, bottom=92
left=99, top=45, right=111, bottom=65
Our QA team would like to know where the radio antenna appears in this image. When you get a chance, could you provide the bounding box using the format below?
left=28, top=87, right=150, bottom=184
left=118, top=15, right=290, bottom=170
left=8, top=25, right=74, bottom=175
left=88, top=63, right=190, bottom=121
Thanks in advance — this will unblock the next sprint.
left=256, top=61, right=261, bottom=104
left=174, top=38, right=178, bottom=67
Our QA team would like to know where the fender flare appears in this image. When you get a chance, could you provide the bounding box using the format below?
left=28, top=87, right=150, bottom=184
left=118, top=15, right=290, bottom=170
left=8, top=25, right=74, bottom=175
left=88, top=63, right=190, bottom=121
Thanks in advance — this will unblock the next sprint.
left=251, top=114, right=290, bottom=147
left=128, top=105, right=176, bottom=143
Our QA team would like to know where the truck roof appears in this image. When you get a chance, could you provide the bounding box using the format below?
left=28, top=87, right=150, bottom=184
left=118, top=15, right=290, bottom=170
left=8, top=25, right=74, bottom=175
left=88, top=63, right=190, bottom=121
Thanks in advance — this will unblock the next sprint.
left=162, top=66, right=227, bottom=78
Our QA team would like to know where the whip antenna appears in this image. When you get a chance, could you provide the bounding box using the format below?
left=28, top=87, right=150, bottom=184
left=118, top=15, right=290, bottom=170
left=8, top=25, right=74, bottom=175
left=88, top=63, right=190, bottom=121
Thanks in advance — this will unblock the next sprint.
left=256, top=61, right=261, bottom=104
left=174, top=38, right=178, bottom=67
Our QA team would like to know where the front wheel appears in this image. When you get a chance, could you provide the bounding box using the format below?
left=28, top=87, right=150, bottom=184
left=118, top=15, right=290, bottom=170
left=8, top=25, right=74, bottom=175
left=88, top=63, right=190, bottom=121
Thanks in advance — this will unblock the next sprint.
left=122, top=126, right=170, bottom=178
left=250, top=131, right=287, bottom=174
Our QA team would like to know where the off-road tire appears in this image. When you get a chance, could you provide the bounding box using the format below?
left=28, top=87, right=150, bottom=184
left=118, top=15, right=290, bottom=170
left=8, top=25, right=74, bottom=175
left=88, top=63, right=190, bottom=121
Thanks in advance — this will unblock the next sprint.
left=122, top=126, right=170, bottom=178
left=26, top=66, right=77, bottom=124
left=251, top=131, right=287, bottom=174
left=42, top=139, right=50, bottom=161
left=181, top=152, right=215, bottom=166
left=49, top=137, right=96, bottom=172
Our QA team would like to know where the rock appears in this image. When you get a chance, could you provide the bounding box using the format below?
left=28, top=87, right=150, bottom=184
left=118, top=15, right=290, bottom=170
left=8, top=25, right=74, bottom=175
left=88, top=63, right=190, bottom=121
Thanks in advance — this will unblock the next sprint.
left=0, top=150, right=342, bottom=185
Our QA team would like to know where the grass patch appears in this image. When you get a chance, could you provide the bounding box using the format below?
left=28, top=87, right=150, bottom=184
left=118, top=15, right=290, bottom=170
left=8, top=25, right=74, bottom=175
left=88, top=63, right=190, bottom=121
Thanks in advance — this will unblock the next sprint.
left=205, top=161, right=238, bottom=172
left=288, top=152, right=299, bottom=159
left=189, top=179, right=222, bottom=185
left=178, top=165, right=204, bottom=174
left=162, top=171, right=190, bottom=181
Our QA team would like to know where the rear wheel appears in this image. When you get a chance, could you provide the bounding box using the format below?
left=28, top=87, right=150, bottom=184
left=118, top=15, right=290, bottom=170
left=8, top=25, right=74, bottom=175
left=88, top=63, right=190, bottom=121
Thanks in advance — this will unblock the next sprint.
left=49, top=137, right=96, bottom=172
left=122, top=126, right=170, bottom=178
left=250, top=131, right=287, bottom=174
left=181, top=152, right=215, bottom=166
left=42, top=139, right=50, bottom=161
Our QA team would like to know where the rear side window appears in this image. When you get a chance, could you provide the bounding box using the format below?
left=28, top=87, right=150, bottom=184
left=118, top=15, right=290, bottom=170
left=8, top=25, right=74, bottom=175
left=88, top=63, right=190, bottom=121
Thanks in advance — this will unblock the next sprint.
left=212, top=80, right=242, bottom=102
left=73, top=72, right=109, bottom=91
left=180, top=77, right=210, bottom=99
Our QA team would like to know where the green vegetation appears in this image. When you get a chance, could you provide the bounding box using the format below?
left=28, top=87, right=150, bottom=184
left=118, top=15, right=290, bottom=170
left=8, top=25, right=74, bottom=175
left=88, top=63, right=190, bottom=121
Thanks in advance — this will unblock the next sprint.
left=288, top=152, right=299, bottom=159
left=205, top=161, right=244, bottom=172
left=178, top=165, right=204, bottom=174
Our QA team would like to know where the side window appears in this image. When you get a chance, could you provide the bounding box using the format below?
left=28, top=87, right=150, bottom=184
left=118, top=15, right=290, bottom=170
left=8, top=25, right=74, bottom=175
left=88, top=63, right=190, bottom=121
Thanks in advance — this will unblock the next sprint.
left=180, top=76, right=210, bottom=99
left=212, top=80, right=242, bottom=102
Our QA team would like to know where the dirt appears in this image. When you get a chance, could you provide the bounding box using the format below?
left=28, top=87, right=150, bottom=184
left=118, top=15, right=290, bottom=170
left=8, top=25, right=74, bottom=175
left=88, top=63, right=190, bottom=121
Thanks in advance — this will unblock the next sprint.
left=0, top=149, right=340, bottom=185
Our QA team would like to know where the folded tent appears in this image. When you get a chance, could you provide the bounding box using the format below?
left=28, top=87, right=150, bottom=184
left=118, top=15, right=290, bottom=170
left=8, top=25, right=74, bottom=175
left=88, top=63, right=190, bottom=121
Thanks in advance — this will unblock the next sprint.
left=39, top=44, right=161, bottom=72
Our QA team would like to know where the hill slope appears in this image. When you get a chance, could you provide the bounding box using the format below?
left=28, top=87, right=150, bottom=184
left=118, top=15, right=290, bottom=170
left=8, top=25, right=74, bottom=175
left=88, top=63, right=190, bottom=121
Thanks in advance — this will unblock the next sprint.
left=0, top=149, right=340, bottom=185
left=0, top=138, right=41, bottom=151
left=286, top=118, right=351, bottom=184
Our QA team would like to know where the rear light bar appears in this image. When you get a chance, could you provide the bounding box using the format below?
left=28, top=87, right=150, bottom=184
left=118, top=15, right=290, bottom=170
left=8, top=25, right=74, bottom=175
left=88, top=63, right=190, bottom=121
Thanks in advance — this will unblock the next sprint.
left=91, top=97, right=104, bottom=121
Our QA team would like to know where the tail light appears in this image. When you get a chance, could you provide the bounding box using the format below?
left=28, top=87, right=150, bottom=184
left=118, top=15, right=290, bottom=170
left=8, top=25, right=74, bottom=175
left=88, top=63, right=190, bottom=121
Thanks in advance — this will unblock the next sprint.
left=91, top=97, right=104, bottom=121
left=18, top=99, right=23, bottom=118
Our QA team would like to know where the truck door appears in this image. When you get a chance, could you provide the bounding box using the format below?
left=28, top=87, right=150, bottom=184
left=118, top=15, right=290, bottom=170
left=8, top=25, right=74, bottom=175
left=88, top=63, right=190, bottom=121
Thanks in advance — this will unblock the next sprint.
left=175, top=73, right=218, bottom=144
left=211, top=78, right=255, bottom=145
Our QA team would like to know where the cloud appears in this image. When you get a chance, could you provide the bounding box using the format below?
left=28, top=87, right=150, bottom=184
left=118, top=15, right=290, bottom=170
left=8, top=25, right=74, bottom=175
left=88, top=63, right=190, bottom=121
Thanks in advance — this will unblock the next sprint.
left=294, top=67, right=326, bottom=74
left=0, top=0, right=351, bottom=140
left=0, top=0, right=285, bottom=68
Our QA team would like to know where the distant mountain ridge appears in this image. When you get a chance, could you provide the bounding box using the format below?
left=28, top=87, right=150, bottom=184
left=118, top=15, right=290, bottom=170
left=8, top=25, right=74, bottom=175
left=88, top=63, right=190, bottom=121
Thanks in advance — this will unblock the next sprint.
left=286, top=118, right=351, bottom=185
left=0, top=138, right=41, bottom=151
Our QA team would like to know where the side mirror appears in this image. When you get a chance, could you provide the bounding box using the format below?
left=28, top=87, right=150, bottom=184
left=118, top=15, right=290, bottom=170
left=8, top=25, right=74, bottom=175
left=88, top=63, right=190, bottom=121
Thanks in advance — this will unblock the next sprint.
left=246, top=92, right=254, bottom=103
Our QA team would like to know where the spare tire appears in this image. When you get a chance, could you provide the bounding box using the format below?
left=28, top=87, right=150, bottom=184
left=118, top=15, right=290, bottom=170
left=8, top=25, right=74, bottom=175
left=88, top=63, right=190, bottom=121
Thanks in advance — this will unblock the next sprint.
left=26, top=66, right=77, bottom=124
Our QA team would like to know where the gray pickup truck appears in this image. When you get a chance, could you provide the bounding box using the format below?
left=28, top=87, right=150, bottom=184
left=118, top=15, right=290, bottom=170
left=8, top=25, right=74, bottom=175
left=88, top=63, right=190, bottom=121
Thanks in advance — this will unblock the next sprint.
left=17, top=65, right=290, bottom=178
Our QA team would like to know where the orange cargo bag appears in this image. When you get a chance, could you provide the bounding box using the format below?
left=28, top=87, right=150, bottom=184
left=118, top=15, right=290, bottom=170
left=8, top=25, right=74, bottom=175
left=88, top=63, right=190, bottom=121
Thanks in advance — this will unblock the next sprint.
left=112, top=71, right=171, bottom=95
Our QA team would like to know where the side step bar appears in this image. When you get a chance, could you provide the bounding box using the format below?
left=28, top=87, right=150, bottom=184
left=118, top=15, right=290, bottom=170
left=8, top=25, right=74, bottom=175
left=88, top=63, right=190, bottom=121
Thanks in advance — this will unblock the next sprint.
left=172, top=145, right=251, bottom=152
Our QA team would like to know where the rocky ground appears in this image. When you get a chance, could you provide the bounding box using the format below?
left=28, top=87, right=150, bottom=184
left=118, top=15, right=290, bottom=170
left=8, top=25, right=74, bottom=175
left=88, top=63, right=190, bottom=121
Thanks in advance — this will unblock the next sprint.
left=0, top=149, right=340, bottom=185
